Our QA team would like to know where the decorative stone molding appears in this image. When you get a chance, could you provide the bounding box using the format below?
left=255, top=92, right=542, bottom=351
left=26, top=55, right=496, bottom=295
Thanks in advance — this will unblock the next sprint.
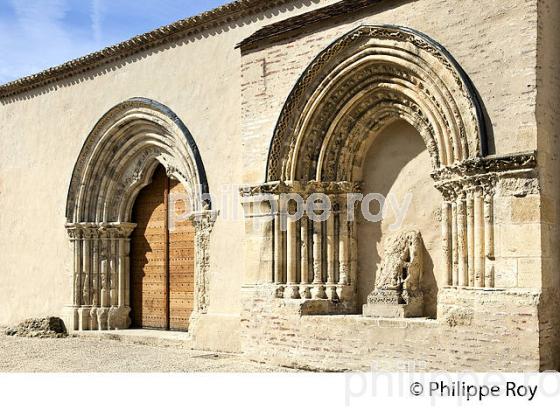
left=66, top=98, right=210, bottom=223
left=239, top=180, right=362, bottom=197
left=65, top=98, right=214, bottom=331
left=431, top=151, right=537, bottom=183
left=66, top=222, right=136, bottom=331
left=266, top=25, right=489, bottom=182
left=433, top=151, right=538, bottom=290
left=190, top=210, right=219, bottom=314
left=240, top=181, right=358, bottom=308
left=257, top=25, right=532, bottom=319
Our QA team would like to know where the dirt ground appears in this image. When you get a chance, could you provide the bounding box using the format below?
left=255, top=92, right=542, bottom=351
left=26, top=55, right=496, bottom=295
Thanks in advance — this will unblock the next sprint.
left=0, top=332, right=297, bottom=373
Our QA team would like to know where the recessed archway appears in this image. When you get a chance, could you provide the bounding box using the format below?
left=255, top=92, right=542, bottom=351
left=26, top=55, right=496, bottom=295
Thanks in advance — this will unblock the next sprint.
left=266, top=25, right=489, bottom=183
left=65, top=98, right=216, bottom=331
left=255, top=25, right=490, bottom=310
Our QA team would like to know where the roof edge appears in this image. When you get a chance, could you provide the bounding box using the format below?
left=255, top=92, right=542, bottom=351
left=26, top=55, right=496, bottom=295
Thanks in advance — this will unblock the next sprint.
left=237, top=0, right=400, bottom=51
left=0, top=0, right=296, bottom=99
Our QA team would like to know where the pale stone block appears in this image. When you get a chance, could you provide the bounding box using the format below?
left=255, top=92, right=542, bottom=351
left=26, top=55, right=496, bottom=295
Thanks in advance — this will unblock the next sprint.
left=493, top=196, right=512, bottom=224
left=493, top=258, right=518, bottom=288
left=511, top=195, right=540, bottom=224
left=517, top=257, right=543, bottom=288
left=499, top=224, right=542, bottom=258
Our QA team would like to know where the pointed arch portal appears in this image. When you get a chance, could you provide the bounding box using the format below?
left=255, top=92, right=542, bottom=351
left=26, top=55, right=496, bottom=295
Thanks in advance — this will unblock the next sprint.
left=65, top=98, right=216, bottom=331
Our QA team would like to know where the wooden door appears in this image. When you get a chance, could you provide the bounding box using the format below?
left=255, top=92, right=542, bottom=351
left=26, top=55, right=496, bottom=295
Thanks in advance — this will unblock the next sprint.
left=168, top=180, right=195, bottom=331
left=130, top=165, right=195, bottom=331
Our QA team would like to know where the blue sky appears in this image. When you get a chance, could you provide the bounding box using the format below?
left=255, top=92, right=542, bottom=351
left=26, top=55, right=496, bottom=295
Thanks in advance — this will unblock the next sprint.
left=0, top=0, right=229, bottom=84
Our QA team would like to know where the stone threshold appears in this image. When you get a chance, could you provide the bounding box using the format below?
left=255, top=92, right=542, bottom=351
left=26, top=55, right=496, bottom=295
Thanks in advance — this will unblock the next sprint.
left=76, top=329, right=194, bottom=349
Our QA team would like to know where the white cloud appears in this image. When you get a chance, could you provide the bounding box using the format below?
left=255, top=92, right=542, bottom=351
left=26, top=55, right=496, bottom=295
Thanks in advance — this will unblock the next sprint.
left=0, top=0, right=229, bottom=85
left=0, top=0, right=96, bottom=84
left=90, top=0, right=104, bottom=46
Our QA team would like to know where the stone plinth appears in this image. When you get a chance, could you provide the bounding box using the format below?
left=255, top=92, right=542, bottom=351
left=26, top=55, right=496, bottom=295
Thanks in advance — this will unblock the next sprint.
left=363, top=289, right=424, bottom=318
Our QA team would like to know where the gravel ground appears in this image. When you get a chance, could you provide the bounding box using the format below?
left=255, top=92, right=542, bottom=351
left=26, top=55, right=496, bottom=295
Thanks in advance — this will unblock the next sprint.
left=0, top=332, right=297, bottom=373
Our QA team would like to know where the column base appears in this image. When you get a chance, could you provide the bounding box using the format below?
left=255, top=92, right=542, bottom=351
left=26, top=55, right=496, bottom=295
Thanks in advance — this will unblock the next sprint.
left=69, top=306, right=131, bottom=331
left=310, top=284, right=327, bottom=299
left=336, top=284, right=354, bottom=301
left=284, top=285, right=300, bottom=299
left=299, top=285, right=311, bottom=299
left=77, top=306, right=91, bottom=331
left=325, top=285, right=338, bottom=300
left=64, top=306, right=79, bottom=332
left=108, top=306, right=131, bottom=330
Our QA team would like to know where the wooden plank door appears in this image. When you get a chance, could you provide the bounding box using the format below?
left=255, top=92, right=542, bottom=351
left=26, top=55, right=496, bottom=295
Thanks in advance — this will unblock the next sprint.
left=168, top=180, right=195, bottom=331
left=130, top=166, right=169, bottom=329
left=130, top=165, right=195, bottom=331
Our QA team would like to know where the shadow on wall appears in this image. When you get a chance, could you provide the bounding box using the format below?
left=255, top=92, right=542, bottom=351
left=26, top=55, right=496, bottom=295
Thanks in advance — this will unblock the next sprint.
left=357, top=120, right=439, bottom=318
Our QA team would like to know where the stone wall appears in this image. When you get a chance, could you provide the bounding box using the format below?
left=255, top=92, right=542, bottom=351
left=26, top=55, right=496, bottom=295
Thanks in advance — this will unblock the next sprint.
left=241, top=286, right=544, bottom=371
left=237, top=0, right=559, bottom=372
left=0, top=0, right=336, bottom=351
left=241, top=0, right=539, bottom=184
left=536, top=0, right=560, bottom=371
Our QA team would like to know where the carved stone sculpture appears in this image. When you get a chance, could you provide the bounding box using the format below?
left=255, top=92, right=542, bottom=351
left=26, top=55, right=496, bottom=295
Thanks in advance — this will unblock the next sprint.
left=363, top=230, right=425, bottom=318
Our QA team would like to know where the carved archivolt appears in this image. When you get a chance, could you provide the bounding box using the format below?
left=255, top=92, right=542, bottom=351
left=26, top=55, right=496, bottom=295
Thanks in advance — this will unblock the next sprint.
left=253, top=25, right=538, bottom=306
left=266, top=25, right=488, bottom=182
left=66, top=97, right=210, bottom=223
left=64, top=98, right=215, bottom=331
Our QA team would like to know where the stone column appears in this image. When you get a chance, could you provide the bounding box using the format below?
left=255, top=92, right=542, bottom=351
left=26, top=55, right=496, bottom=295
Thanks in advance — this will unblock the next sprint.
left=190, top=210, right=218, bottom=314
left=456, top=194, right=468, bottom=287
left=82, top=230, right=91, bottom=306
left=451, top=201, right=459, bottom=286
left=118, top=236, right=126, bottom=307
left=299, top=215, right=311, bottom=299
left=100, top=230, right=110, bottom=308
left=274, top=199, right=284, bottom=286
left=109, top=229, right=118, bottom=306
left=441, top=200, right=452, bottom=286
left=125, top=237, right=131, bottom=307
left=466, top=191, right=475, bottom=287
left=72, top=228, right=83, bottom=307
left=337, top=196, right=352, bottom=300
left=66, top=226, right=82, bottom=331
left=325, top=197, right=337, bottom=300
left=311, top=218, right=326, bottom=299
left=285, top=200, right=299, bottom=299
left=349, top=214, right=358, bottom=293
left=474, top=187, right=485, bottom=287
left=484, top=192, right=495, bottom=288
left=90, top=230, right=99, bottom=330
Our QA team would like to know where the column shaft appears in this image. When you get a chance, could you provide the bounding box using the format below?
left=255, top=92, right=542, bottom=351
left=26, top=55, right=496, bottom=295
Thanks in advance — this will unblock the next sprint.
left=118, top=237, right=126, bottom=307
left=311, top=219, right=326, bottom=299
left=274, top=209, right=284, bottom=284
left=451, top=202, right=458, bottom=286
left=474, top=189, right=485, bottom=287
left=457, top=196, right=468, bottom=287
left=82, top=233, right=91, bottom=305
left=441, top=201, right=452, bottom=286
left=484, top=194, right=495, bottom=288
left=466, top=192, right=475, bottom=287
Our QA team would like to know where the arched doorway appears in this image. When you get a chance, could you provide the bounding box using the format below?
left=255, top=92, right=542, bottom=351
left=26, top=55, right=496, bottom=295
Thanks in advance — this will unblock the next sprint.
left=130, top=165, right=195, bottom=331
left=65, top=98, right=217, bottom=332
left=244, top=25, right=492, bottom=312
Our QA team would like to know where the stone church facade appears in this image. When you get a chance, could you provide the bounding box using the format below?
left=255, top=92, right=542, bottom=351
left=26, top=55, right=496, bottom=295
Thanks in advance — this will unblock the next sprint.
left=0, top=0, right=559, bottom=371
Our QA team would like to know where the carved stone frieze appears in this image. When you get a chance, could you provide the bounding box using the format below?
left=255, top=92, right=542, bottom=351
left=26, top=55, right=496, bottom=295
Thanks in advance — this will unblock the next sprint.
left=190, top=211, right=219, bottom=314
